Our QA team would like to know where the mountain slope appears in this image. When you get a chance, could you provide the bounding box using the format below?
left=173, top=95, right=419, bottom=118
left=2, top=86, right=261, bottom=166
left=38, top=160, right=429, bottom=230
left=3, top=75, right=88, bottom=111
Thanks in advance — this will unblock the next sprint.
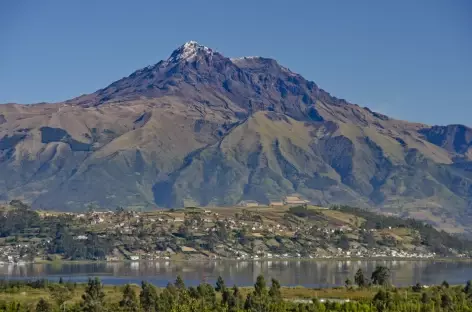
left=1, top=41, right=471, bottom=232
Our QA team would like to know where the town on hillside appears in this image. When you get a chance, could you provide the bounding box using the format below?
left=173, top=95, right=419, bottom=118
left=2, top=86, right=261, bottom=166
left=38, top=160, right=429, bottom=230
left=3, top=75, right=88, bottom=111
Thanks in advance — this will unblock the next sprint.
left=0, top=199, right=469, bottom=264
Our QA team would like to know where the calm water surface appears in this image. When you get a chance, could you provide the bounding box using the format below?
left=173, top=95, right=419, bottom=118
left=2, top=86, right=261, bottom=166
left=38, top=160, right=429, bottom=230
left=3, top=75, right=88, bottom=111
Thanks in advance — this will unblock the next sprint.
left=1, top=260, right=471, bottom=287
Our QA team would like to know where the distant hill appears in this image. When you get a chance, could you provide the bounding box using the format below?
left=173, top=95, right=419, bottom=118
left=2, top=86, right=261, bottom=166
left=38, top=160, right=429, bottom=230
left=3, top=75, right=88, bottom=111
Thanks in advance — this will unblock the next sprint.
left=1, top=41, right=472, bottom=233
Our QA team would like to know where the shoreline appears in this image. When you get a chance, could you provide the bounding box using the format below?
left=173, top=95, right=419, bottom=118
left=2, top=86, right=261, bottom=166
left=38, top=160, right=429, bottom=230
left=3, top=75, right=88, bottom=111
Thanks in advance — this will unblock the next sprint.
left=16, top=256, right=472, bottom=265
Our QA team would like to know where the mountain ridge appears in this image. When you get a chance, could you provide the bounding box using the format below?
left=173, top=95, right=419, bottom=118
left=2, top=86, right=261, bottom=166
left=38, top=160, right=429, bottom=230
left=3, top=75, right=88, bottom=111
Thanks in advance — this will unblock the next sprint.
left=1, top=41, right=472, bottom=233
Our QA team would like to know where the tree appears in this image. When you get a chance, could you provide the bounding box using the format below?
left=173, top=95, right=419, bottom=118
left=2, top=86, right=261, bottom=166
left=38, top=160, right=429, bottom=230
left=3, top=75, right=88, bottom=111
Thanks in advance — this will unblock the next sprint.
left=174, top=275, right=185, bottom=290
left=195, top=282, right=216, bottom=309
left=222, top=288, right=233, bottom=307
left=157, top=283, right=177, bottom=312
left=254, top=275, right=267, bottom=297
left=215, top=276, right=226, bottom=292
left=421, top=292, right=430, bottom=304
left=337, top=234, right=350, bottom=250
left=268, top=278, right=281, bottom=301
left=230, top=285, right=243, bottom=311
left=465, top=280, right=472, bottom=297
left=244, top=293, right=255, bottom=311
left=50, top=285, right=72, bottom=312
left=362, top=232, right=377, bottom=248
left=247, top=275, right=270, bottom=312
left=36, top=298, right=51, bottom=312
left=345, top=278, right=352, bottom=289
left=371, top=266, right=390, bottom=286
left=119, top=284, right=139, bottom=312
left=216, top=222, right=229, bottom=240
left=442, top=280, right=450, bottom=288
left=412, top=282, right=423, bottom=293
left=81, top=278, right=105, bottom=312
left=354, top=269, right=367, bottom=288
left=178, top=225, right=191, bottom=239
left=140, top=281, right=158, bottom=312
left=441, top=293, right=453, bottom=309
left=188, top=286, right=199, bottom=299
left=237, top=227, right=248, bottom=245
left=373, top=289, right=393, bottom=311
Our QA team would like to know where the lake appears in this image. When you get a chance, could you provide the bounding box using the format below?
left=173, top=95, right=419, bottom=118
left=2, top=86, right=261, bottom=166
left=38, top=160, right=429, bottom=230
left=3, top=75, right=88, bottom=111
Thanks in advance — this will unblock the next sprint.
left=1, top=260, right=471, bottom=287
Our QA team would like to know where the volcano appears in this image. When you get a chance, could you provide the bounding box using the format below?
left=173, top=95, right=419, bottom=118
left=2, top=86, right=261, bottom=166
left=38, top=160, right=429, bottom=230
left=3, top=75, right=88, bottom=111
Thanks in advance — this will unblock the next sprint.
left=1, top=41, right=472, bottom=233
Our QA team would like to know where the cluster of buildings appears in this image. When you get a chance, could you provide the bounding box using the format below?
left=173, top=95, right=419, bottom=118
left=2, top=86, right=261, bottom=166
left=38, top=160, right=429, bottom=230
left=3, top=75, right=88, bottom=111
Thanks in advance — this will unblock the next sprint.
left=65, top=207, right=448, bottom=262
left=5, top=204, right=466, bottom=263
left=0, top=244, right=32, bottom=264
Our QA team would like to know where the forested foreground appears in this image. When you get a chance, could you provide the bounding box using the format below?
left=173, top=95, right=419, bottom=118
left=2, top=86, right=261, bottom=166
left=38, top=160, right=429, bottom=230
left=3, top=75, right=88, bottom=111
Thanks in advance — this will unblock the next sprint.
left=2, top=274, right=472, bottom=312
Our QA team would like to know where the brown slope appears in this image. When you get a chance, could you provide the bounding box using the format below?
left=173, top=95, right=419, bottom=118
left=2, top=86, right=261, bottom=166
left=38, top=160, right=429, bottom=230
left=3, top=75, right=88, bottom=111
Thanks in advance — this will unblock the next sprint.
left=9, top=97, right=239, bottom=210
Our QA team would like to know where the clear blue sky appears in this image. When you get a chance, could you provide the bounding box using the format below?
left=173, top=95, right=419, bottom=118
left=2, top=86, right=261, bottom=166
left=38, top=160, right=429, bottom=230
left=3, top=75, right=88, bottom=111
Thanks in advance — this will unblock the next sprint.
left=1, top=0, right=471, bottom=126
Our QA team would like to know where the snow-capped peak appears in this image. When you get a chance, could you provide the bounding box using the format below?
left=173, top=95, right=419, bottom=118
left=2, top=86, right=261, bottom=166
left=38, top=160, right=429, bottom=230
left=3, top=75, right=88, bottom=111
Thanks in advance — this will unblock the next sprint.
left=167, top=41, right=213, bottom=63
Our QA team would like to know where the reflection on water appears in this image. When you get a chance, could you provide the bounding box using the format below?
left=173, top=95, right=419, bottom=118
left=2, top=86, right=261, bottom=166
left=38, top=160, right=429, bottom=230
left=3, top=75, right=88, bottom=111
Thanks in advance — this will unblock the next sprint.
left=0, top=260, right=471, bottom=287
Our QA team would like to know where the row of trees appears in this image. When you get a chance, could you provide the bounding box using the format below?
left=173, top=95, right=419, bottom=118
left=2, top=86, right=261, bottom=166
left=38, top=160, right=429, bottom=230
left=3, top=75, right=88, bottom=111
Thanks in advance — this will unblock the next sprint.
left=0, top=274, right=471, bottom=312
left=30, top=275, right=284, bottom=312
left=346, top=266, right=391, bottom=288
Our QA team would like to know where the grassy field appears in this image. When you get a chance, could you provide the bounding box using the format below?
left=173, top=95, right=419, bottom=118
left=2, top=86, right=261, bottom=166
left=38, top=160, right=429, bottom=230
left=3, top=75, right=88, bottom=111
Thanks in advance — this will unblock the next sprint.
left=0, top=284, right=126, bottom=305
left=0, top=283, right=389, bottom=306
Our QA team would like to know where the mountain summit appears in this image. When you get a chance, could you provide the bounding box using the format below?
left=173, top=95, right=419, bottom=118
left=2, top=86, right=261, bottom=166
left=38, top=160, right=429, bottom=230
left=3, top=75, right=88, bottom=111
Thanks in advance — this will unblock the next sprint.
left=167, top=41, right=215, bottom=63
left=1, top=42, right=472, bottom=233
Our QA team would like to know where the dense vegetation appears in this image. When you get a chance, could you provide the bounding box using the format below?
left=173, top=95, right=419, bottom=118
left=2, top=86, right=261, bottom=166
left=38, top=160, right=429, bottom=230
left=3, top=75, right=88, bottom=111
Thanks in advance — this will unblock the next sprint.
left=2, top=270, right=472, bottom=312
